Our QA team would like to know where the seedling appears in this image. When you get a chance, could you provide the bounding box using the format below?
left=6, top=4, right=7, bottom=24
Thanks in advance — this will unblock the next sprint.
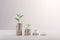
left=15, top=14, right=24, bottom=23
left=34, top=29, right=38, bottom=33
left=32, top=29, right=39, bottom=36
left=25, top=24, right=31, bottom=28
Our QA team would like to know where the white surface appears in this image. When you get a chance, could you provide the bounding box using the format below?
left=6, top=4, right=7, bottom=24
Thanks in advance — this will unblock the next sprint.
left=0, top=30, right=60, bottom=40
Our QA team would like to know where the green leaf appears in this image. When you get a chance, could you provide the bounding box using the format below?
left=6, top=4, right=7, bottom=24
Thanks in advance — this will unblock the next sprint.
left=15, top=13, right=24, bottom=22
left=15, top=18, right=19, bottom=22
left=26, top=24, right=31, bottom=28
left=19, top=15, right=24, bottom=19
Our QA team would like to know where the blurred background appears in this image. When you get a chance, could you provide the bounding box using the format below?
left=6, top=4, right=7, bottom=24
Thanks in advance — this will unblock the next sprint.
left=0, top=0, right=60, bottom=34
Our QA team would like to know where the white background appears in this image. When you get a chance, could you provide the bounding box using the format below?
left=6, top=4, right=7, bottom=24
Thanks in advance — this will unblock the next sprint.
left=0, top=0, right=60, bottom=35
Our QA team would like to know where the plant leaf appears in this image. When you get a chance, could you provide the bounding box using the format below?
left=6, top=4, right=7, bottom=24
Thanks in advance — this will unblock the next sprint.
left=26, top=24, right=31, bottom=28
left=15, top=18, right=19, bottom=22
left=19, top=15, right=24, bottom=19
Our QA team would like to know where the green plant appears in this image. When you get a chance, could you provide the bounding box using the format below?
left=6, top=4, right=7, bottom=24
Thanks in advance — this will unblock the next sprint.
left=25, top=24, right=31, bottom=28
left=34, top=29, right=38, bottom=33
left=15, top=14, right=24, bottom=23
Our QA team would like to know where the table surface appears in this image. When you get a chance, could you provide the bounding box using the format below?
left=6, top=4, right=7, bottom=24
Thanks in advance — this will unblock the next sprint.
left=0, top=30, right=60, bottom=40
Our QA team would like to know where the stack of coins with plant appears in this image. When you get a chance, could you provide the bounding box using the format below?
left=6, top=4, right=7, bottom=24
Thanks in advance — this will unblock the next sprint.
left=24, top=24, right=31, bottom=36
left=15, top=14, right=24, bottom=36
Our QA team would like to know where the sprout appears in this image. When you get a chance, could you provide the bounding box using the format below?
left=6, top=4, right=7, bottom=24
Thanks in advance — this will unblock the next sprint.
left=25, top=24, right=31, bottom=28
left=34, top=29, right=38, bottom=33
left=15, top=14, right=24, bottom=22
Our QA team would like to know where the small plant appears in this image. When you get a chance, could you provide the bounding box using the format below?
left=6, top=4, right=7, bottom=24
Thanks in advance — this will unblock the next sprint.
left=25, top=24, right=31, bottom=28
left=32, top=29, right=39, bottom=36
left=34, top=29, right=38, bottom=33
left=15, top=14, right=24, bottom=23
